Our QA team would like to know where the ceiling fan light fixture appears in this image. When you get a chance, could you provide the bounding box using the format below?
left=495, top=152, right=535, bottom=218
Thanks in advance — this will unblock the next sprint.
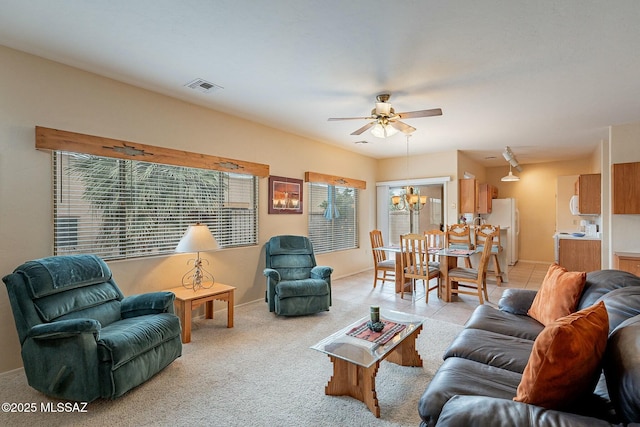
left=371, top=122, right=398, bottom=138
left=375, top=102, right=391, bottom=116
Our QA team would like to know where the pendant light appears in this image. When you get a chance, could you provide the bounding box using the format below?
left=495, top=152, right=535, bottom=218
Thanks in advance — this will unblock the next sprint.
left=501, top=164, right=520, bottom=182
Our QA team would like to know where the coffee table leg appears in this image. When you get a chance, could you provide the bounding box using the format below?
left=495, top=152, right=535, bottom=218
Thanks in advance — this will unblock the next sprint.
left=385, top=325, right=423, bottom=367
left=325, top=356, right=381, bottom=418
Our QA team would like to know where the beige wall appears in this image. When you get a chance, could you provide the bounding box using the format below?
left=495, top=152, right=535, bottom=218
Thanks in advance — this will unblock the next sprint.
left=0, top=46, right=377, bottom=372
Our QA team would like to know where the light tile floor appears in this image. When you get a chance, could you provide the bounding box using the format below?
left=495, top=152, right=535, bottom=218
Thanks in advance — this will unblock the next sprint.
left=332, top=261, right=550, bottom=326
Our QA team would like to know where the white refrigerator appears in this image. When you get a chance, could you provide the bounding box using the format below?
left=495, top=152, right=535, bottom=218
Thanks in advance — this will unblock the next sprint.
left=485, top=198, right=519, bottom=265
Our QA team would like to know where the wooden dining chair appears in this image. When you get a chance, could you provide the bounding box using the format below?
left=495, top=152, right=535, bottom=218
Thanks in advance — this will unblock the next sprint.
left=474, top=224, right=503, bottom=286
left=447, top=230, right=497, bottom=304
left=369, top=230, right=395, bottom=288
left=424, top=229, right=446, bottom=297
left=400, top=233, right=440, bottom=303
left=446, top=224, right=474, bottom=268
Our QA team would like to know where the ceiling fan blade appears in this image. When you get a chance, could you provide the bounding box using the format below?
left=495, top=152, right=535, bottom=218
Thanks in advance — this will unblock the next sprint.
left=328, top=116, right=374, bottom=121
left=396, top=108, right=443, bottom=119
left=351, top=122, right=376, bottom=135
left=390, top=120, right=416, bottom=134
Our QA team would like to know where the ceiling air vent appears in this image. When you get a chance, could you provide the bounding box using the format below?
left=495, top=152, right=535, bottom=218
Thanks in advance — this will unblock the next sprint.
left=184, top=78, right=223, bottom=93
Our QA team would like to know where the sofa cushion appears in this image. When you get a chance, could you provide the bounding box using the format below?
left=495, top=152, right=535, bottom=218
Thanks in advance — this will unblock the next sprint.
left=596, top=286, right=640, bottom=334
left=528, top=263, right=586, bottom=326
left=465, top=304, right=544, bottom=341
left=579, top=269, right=640, bottom=310
left=97, top=313, right=181, bottom=369
left=437, top=395, right=615, bottom=427
left=603, top=314, right=640, bottom=424
left=515, top=301, right=609, bottom=409
left=443, top=328, right=534, bottom=373
left=418, top=357, right=522, bottom=427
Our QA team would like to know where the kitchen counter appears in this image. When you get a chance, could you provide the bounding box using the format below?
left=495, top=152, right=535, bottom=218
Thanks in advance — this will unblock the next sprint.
left=554, top=232, right=601, bottom=241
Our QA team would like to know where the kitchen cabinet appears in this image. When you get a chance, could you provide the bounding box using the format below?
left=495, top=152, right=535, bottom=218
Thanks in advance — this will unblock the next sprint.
left=558, top=238, right=601, bottom=272
left=574, top=174, right=601, bottom=214
left=614, top=252, right=640, bottom=276
left=459, top=179, right=498, bottom=214
left=459, top=179, right=477, bottom=214
left=477, top=183, right=498, bottom=214
left=612, top=162, right=640, bottom=214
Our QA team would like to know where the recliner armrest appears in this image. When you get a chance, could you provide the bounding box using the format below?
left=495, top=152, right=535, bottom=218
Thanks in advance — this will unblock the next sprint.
left=27, top=318, right=101, bottom=340
left=121, top=291, right=176, bottom=318
left=311, top=266, right=333, bottom=280
left=498, top=288, right=538, bottom=315
left=263, top=268, right=281, bottom=282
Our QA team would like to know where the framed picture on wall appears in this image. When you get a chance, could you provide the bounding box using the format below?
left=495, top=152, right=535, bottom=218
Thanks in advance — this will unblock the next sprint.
left=268, top=175, right=303, bottom=214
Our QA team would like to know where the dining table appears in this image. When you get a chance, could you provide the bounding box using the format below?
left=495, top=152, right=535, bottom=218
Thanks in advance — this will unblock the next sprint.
left=373, top=246, right=476, bottom=302
left=372, top=245, right=405, bottom=293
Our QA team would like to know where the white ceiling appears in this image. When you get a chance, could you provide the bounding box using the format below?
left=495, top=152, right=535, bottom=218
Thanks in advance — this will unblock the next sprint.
left=2, top=0, right=640, bottom=166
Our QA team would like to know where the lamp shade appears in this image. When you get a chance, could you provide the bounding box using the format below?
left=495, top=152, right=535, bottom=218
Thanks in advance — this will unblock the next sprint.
left=501, top=166, right=520, bottom=182
left=371, top=122, right=399, bottom=138
left=175, top=224, right=219, bottom=253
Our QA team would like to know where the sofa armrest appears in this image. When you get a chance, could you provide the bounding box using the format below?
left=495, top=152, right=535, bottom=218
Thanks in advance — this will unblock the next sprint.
left=436, top=395, right=615, bottom=427
left=311, top=265, right=333, bottom=280
left=121, top=291, right=176, bottom=318
left=27, top=319, right=101, bottom=340
left=498, top=289, right=538, bottom=315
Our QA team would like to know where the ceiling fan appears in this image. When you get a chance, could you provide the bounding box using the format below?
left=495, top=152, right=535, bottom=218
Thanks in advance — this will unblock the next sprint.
left=328, top=94, right=442, bottom=138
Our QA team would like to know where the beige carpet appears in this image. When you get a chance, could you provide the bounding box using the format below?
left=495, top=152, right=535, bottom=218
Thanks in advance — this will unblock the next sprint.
left=0, top=298, right=463, bottom=427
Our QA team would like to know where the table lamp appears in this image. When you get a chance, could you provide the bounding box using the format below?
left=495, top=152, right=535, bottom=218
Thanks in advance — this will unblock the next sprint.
left=175, top=223, right=219, bottom=291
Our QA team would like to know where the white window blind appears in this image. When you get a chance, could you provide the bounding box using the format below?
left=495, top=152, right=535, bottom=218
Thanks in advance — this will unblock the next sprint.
left=53, top=151, right=258, bottom=260
left=307, top=183, right=358, bottom=254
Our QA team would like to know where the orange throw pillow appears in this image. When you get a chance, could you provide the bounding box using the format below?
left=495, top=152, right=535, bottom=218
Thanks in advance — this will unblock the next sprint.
left=528, top=263, right=586, bottom=326
left=514, top=301, right=609, bottom=409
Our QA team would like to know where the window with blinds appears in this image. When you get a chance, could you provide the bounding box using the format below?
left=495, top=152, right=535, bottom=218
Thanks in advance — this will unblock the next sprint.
left=53, top=151, right=258, bottom=260
left=307, top=183, right=358, bottom=254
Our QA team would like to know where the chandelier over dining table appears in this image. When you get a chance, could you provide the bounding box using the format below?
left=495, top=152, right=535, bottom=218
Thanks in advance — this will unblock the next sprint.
left=391, top=135, right=426, bottom=212
left=391, top=185, right=426, bottom=211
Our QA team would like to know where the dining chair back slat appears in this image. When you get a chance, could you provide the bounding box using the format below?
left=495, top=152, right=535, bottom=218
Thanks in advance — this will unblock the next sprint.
left=400, top=233, right=440, bottom=303
left=369, top=230, right=395, bottom=288
left=446, top=224, right=473, bottom=268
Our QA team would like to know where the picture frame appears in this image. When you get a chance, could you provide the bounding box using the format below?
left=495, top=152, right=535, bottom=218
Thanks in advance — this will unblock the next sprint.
left=268, top=175, right=303, bottom=214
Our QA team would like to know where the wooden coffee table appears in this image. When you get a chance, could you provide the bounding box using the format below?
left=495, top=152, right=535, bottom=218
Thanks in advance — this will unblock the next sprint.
left=310, top=310, right=426, bottom=417
left=167, top=283, right=235, bottom=343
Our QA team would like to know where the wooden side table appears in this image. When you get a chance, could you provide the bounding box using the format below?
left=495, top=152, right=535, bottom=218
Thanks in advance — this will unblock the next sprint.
left=167, top=283, right=235, bottom=343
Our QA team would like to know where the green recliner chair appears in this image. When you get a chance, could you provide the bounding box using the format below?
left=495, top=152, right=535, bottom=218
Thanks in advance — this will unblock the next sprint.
left=2, top=254, right=182, bottom=402
left=263, top=235, right=332, bottom=316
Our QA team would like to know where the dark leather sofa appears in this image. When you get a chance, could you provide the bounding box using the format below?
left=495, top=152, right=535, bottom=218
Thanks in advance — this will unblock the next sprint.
left=419, top=269, right=640, bottom=427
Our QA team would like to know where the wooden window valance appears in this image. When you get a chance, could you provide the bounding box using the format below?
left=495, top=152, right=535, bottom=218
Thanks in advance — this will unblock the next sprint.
left=35, top=126, right=270, bottom=177
left=304, top=171, right=366, bottom=190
